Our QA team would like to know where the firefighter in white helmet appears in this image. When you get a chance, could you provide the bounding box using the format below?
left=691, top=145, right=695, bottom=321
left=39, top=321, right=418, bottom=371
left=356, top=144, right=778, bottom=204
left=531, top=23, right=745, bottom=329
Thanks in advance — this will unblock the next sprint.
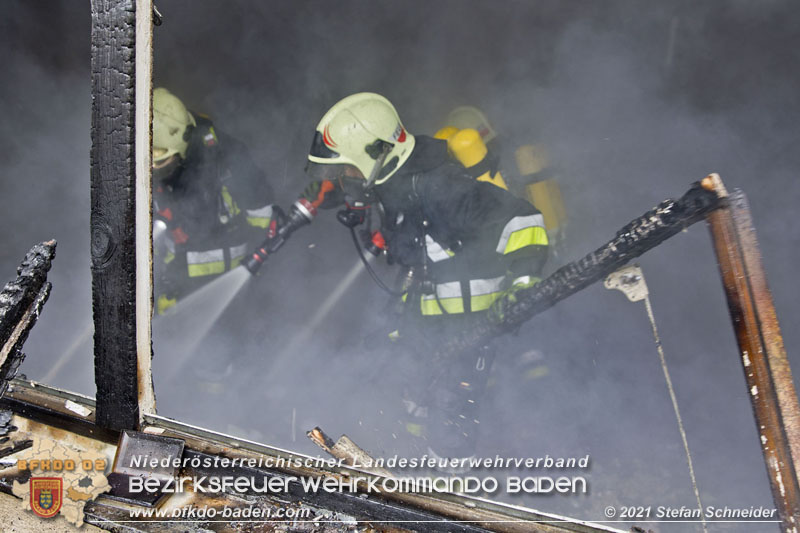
left=298, top=93, right=549, bottom=462
left=151, top=88, right=275, bottom=313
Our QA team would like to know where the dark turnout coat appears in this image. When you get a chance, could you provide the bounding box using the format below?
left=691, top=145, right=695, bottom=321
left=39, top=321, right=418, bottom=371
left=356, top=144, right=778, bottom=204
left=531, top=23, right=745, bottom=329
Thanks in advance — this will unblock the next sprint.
left=374, top=135, right=548, bottom=315
left=154, top=115, right=274, bottom=300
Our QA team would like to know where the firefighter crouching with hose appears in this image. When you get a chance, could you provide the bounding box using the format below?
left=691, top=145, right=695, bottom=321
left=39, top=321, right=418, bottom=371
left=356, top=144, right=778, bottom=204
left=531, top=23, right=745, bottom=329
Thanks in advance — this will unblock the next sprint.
left=151, top=88, right=276, bottom=391
left=290, top=93, right=549, bottom=463
left=152, top=87, right=276, bottom=312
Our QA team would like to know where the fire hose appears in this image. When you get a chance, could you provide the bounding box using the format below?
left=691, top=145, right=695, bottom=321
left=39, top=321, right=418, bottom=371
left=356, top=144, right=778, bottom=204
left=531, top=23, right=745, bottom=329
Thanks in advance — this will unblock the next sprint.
left=435, top=176, right=725, bottom=362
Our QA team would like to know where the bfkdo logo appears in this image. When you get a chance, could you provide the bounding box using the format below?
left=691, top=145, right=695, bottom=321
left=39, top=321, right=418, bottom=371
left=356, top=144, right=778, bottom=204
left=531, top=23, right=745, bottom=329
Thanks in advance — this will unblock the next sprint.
left=30, top=477, right=63, bottom=518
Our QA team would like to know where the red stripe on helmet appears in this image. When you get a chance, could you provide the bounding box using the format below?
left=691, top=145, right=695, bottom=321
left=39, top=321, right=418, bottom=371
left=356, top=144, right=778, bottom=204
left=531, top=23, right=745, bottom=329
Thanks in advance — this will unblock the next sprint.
left=323, top=125, right=337, bottom=148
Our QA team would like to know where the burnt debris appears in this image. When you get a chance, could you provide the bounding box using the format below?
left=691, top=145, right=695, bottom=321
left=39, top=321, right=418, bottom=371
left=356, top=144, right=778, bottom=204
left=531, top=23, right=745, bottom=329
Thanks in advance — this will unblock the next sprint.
left=0, top=240, right=56, bottom=399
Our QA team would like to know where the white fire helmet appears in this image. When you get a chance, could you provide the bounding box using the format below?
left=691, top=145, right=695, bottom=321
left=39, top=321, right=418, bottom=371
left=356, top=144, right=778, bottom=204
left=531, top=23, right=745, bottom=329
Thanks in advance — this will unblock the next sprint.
left=306, top=93, right=415, bottom=185
left=152, top=87, right=196, bottom=165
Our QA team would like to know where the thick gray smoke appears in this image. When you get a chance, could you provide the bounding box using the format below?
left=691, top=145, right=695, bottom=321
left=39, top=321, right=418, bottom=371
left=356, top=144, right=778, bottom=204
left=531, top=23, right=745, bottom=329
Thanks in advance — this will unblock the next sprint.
left=2, top=1, right=799, bottom=530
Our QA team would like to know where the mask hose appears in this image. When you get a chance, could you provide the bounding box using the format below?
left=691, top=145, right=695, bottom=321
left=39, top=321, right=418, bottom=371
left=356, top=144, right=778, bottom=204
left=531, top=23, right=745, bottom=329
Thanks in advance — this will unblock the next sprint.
left=349, top=226, right=403, bottom=297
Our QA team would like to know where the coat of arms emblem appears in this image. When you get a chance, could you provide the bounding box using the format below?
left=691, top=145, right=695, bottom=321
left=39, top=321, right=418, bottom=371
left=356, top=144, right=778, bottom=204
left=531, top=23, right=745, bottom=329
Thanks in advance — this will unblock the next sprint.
left=30, top=477, right=62, bottom=518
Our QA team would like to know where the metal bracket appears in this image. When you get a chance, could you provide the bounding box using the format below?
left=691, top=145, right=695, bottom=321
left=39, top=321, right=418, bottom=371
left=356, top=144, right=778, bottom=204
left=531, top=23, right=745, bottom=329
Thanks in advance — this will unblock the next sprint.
left=604, top=264, right=648, bottom=303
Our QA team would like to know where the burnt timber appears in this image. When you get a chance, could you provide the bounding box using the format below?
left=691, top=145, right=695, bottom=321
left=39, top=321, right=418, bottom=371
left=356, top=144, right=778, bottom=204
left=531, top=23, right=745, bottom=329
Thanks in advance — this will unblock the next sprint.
left=90, top=0, right=142, bottom=431
left=436, top=176, right=722, bottom=362
left=3, top=176, right=796, bottom=532
left=2, top=179, right=797, bottom=531
left=0, top=241, right=56, bottom=399
left=0, top=242, right=56, bottom=464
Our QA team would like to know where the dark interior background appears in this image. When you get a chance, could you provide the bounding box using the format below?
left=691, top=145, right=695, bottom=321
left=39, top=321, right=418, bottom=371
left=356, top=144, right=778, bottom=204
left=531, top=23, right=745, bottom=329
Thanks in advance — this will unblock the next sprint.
left=2, top=1, right=799, bottom=530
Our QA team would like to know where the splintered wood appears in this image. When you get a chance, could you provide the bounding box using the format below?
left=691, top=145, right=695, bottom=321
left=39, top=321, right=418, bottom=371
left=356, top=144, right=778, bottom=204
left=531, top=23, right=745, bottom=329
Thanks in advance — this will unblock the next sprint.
left=0, top=241, right=56, bottom=400
left=307, top=426, right=393, bottom=477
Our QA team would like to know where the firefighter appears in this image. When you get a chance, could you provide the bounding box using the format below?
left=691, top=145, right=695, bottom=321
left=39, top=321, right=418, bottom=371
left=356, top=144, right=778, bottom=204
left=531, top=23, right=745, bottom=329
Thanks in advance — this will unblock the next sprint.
left=298, top=93, right=549, bottom=462
left=151, top=87, right=274, bottom=313
left=437, top=107, right=567, bottom=390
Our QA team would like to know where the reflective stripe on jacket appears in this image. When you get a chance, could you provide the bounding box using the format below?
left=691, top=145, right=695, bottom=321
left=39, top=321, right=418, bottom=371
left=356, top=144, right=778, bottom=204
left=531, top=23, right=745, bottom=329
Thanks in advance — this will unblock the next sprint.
left=495, top=214, right=548, bottom=254
left=186, top=243, right=249, bottom=277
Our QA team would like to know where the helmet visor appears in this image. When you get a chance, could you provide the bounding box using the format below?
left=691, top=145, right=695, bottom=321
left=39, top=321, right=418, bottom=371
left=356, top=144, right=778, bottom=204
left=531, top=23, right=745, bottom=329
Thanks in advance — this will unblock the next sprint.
left=305, top=160, right=363, bottom=181
left=309, top=130, right=340, bottom=160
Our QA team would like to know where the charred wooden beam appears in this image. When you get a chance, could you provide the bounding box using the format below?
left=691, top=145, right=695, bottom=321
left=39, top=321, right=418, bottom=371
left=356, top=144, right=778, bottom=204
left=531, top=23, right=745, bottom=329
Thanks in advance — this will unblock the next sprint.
left=0, top=241, right=56, bottom=399
left=707, top=182, right=800, bottom=532
left=91, top=0, right=156, bottom=428
left=90, top=0, right=141, bottom=431
left=437, top=177, right=723, bottom=361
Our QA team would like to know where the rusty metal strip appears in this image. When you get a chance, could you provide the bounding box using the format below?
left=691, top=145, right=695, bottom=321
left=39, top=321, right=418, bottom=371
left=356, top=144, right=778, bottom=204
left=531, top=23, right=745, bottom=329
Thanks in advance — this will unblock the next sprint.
left=706, top=177, right=800, bottom=532
left=727, top=191, right=800, bottom=469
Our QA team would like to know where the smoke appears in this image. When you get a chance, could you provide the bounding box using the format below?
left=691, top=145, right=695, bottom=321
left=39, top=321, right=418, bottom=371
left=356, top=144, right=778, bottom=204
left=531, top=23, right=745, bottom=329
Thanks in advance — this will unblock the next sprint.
left=0, top=4, right=93, bottom=394
left=2, top=1, right=799, bottom=529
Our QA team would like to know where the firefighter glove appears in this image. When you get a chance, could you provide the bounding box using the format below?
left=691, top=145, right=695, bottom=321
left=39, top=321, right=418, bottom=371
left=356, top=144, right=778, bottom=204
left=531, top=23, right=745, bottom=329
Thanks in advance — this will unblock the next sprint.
left=489, top=276, right=539, bottom=324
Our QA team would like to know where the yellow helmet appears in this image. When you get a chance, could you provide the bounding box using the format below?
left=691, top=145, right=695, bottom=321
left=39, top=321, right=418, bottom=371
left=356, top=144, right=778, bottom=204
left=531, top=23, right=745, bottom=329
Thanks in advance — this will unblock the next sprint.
left=307, top=93, right=415, bottom=185
left=152, top=87, right=196, bottom=165
left=433, top=126, right=459, bottom=141
left=444, top=106, right=497, bottom=143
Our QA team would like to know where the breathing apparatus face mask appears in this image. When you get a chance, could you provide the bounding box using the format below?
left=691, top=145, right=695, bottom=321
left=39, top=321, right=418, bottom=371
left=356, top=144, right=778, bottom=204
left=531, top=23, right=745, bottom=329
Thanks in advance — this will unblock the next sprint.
left=304, top=161, right=373, bottom=205
left=152, top=154, right=182, bottom=184
left=305, top=136, right=395, bottom=207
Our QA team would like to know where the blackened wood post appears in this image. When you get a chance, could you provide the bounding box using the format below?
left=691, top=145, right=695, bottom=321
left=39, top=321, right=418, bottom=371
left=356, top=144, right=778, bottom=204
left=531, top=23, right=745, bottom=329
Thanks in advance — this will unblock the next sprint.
left=90, top=0, right=154, bottom=431
left=706, top=175, right=800, bottom=532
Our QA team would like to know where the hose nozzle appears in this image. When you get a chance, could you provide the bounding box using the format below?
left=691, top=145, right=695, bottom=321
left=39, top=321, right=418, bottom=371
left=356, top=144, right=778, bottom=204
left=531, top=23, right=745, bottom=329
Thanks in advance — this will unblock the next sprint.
left=243, top=201, right=314, bottom=275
